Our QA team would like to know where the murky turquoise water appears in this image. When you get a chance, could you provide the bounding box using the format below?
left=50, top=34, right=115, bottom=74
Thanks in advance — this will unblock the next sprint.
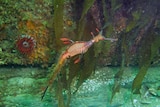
left=1, top=67, right=160, bottom=107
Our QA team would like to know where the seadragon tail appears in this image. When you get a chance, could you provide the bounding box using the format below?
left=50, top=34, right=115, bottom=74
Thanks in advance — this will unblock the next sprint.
left=41, top=55, right=67, bottom=100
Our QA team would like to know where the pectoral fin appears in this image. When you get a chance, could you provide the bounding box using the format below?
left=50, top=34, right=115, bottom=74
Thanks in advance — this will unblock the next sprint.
left=74, top=57, right=81, bottom=64
left=60, top=37, right=74, bottom=45
left=74, top=54, right=83, bottom=64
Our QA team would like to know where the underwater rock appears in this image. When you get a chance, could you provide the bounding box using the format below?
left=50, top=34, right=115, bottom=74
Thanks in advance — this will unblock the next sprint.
left=17, top=20, right=52, bottom=65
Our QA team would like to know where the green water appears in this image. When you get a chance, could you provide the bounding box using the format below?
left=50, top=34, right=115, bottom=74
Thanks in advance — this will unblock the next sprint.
left=0, top=67, right=160, bottom=107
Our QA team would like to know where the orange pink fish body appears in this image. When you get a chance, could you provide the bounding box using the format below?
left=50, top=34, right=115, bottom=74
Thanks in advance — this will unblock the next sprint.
left=41, top=30, right=118, bottom=100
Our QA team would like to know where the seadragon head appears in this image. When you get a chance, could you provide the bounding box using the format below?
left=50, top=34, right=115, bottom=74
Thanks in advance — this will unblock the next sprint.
left=93, top=31, right=118, bottom=43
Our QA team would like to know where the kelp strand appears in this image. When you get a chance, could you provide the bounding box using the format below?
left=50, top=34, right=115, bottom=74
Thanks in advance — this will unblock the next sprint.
left=132, top=19, right=159, bottom=93
left=53, top=0, right=64, bottom=49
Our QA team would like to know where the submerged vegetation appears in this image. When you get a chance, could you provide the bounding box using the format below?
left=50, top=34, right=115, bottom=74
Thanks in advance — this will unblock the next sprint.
left=0, top=0, right=160, bottom=106
left=45, top=0, right=160, bottom=106
left=49, top=0, right=160, bottom=106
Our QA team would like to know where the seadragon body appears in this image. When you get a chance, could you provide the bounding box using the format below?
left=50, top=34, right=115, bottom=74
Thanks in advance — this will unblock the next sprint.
left=41, top=31, right=118, bottom=100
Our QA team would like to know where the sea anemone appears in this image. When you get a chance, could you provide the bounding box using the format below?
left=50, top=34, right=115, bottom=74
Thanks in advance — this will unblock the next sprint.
left=16, top=35, right=36, bottom=54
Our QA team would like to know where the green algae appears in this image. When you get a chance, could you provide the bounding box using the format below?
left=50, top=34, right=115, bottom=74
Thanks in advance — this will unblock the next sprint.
left=111, top=41, right=126, bottom=103
left=80, top=0, right=95, bottom=20
left=132, top=19, right=160, bottom=93
left=77, top=0, right=95, bottom=40
left=53, top=0, right=64, bottom=49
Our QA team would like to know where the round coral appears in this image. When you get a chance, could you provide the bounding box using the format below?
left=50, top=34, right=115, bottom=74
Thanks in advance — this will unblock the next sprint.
left=16, top=35, right=36, bottom=54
